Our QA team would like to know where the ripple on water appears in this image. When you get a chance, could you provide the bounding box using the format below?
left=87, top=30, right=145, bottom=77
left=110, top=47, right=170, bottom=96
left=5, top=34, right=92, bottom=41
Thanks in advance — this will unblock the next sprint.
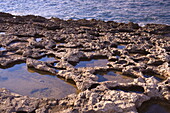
left=0, top=63, right=77, bottom=99
left=1, top=0, right=170, bottom=25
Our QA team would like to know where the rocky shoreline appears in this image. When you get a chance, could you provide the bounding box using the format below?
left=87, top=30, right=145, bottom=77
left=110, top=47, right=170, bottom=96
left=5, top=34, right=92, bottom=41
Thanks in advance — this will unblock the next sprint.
left=0, top=12, right=170, bottom=113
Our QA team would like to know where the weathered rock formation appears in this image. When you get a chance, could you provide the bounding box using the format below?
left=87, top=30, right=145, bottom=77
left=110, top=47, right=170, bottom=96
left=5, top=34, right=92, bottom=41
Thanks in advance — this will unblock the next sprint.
left=0, top=12, right=169, bottom=113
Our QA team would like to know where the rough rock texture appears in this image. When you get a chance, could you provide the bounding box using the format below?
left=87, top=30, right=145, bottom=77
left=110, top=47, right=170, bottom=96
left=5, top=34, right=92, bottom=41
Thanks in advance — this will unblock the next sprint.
left=0, top=88, right=58, bottom=113
left=0, top=12, right=170, bottom=113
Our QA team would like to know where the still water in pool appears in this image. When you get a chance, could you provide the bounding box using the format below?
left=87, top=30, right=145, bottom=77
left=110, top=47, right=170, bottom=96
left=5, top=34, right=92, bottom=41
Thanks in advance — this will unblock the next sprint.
left=0, top=63, right=77, bottom=99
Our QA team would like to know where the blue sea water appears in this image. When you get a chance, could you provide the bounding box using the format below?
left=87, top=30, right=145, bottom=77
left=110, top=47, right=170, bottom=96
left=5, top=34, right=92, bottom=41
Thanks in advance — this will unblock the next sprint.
left=0, top=0, right=170, bottom=25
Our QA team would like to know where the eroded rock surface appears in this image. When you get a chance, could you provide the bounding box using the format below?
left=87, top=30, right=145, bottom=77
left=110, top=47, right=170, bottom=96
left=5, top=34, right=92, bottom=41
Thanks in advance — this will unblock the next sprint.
left=0, top=12, right=170, bottom=113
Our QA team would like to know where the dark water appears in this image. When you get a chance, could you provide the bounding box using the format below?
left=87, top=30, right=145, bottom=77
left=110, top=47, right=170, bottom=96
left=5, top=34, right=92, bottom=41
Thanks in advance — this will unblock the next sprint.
left=0, top=0, right=170, bottom=25
left=0, top=63, right=77, bottom=99
left=138, top=99, right=170, bottom=113
left=143, top=75, right=164, bottom=82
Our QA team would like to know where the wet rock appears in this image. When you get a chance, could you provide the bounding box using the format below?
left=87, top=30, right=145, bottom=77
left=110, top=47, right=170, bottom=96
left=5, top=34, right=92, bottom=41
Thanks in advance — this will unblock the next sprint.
left=26, top=58, right=57, bottom=75
left=157, top=63, right=170, bottom=78
left=0, top=88, right=58, bottom=113
left=0, top=89, right=39, bottom=113
left=0, top=55, right=26, bottom=67
left=122, top=66, right=144, bottom=78
left=55, top=60, right=74, bottom=69
left=117, top=22, right=140, bottom=32
left=65, top=50, right=88, bottom=64
left=141, top=24, right=170, bottom=34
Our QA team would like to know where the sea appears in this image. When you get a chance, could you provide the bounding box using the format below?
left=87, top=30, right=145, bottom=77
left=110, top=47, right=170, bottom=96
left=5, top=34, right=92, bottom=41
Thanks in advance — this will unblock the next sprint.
left=0, top=0, right=170, bottom=26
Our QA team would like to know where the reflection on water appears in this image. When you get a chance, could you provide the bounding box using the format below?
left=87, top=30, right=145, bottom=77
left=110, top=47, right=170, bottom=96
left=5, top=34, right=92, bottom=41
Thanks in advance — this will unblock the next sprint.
left=117, top=45, right=126, bottom=49
left=138, top=99, right=170, bottom=113
left=143, top=75, right=164, bottom=82
left=96, top=70, right=134, bottom=82
left=38, top=56, right=57, bottom=62
left=0, top=76, right=8, bottom=82
left=56, top=42, right=65, bottom=46
left=116, top=55, right=120, bottom=59
left=27, top=67, right=58, bottom=75
left=0, top=63, right=76, bottom=99
left=0, top=47, right=6, bottom=51
left=36, top=38, right=42, bottom=42
left=0, top=32, right=6, bottom=35
left=75, top=59, right=108, bottom=68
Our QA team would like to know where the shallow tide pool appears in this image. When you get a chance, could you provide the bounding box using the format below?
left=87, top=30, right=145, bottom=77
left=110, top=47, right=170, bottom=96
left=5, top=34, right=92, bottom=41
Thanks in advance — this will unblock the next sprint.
left=74, top=59, right=108, bottom=68
left=95, top=70, right=134, bottom=83
left=0, top=63, right=77, bottom=99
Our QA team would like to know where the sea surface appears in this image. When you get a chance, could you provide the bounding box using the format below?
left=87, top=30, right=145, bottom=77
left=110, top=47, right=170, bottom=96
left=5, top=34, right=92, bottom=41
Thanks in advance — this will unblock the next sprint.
left=0, top=0, right=170, bottom=26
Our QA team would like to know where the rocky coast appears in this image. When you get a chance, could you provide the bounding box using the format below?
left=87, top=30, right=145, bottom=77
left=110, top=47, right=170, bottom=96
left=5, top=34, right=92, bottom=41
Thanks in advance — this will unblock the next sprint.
left=0, top=12, right=170, bottom=113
